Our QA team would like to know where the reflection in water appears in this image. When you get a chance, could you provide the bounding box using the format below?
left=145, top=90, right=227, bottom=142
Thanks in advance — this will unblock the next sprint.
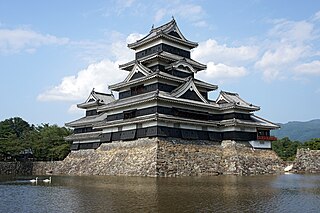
left=0, top=174, right=319, bottom=213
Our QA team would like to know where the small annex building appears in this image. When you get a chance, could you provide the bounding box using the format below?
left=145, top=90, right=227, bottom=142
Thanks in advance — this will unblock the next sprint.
left=65, top=18, right=279, bottom=151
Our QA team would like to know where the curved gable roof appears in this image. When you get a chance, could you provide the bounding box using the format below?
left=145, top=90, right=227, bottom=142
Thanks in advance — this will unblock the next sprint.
left=171, top=77, right=209, bottom=103
left=128, top=18, right=198, bottom=50
left=217, top=91, right=260, bottom=111
left=77, top=89, right=115, bottom=109
left=123, top=62, right=152, bottom=83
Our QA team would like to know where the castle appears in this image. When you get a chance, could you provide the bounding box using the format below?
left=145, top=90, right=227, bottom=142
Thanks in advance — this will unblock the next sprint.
left=65, top=18, right=278, bottom=151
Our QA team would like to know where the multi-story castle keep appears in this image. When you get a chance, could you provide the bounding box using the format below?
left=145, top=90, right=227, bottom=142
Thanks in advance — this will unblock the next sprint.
left=65, top=18, right=278, bottom=151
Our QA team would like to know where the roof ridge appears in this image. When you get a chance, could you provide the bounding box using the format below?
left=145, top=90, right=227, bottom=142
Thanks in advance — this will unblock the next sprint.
left=93, top=91, right=113, bottom=96
left=221, top=90, right=239, bottom=96
left=150, top=18, right=175, bottom=33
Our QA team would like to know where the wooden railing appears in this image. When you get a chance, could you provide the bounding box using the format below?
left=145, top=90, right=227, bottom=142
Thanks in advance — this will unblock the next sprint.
left=257, top=136, right=278, bottom=141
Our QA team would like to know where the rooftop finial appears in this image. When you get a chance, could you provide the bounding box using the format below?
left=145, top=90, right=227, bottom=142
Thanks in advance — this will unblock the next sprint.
left=172, top=15, right=175, bottom=20
left=152, top=24, right=154, bottom=29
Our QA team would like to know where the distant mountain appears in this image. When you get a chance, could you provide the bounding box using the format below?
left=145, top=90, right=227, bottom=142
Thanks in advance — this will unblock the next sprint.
left=271, top=119, right=320, bottom=142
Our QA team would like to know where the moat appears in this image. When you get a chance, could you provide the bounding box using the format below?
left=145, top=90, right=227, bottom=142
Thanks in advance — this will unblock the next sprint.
left=1, top=174, right=319, bottom=212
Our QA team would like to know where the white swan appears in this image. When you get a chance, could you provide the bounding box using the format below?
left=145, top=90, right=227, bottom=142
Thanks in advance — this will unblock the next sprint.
left=284, top=164, right=293, bottom=172
left=30, top=177, right=38, bottom=183
left=43, top=177, right=51, bottom=183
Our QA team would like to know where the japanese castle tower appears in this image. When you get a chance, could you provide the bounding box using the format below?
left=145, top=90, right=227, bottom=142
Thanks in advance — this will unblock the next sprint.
left=66, top=18, right=278, bottom=151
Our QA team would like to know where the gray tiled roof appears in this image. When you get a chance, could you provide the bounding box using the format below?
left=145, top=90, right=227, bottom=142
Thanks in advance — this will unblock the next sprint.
left=77, top=89, right=115, bottom=109
left=65, top=113, right=108, bottom=127
left=119, top=51, right=206, bottom=71
left=127, top=18, right=198, bottom=50
left=219, top=116, right=279, bottom=129
left=64, top=131, right=101, bottom=141
left=170, top=77, right=209, bottom=103
left=98, top=91, right=158, bottom=111
left=217, top=91, right=260, bottom=111
left=109, top=70, right=217, bottom=91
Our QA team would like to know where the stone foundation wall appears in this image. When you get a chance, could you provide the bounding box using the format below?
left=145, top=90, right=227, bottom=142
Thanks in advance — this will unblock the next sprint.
left=156, top=139, right=283, bottom=176
left=5, top=139, right=318, bottom=177
left=0, top=161, right=33, bottom=175
left=31, top=138, right=284, bottom=177
left=293, top=148, right=320, bottom=173
left=51, top=138, right=158, bottom=176
left=156, top=139, right=223, bottom=176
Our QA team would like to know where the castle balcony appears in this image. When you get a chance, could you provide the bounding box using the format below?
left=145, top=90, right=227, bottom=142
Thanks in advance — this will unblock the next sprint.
left=257, top=135, right=278, bottom=141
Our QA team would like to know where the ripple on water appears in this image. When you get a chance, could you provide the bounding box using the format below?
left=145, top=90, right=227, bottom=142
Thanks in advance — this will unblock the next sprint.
left=0, top=174, right=319, bottom=213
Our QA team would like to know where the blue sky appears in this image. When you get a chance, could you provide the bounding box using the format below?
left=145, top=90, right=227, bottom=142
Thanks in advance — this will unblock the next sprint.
left=0, top=0, right=320, bottom=126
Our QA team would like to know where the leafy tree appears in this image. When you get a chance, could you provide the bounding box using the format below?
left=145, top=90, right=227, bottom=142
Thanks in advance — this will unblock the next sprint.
left=29, top=124, right=72, bottom=161
left=0, top=117, right=33, bottom=160
left=0, top=117, right=32, bottom=138
left=272, top=137, right=301, bottom=161
left=301, top=138, right=320, bottom=150
left=0, top=117, right=72, bottom=161
left=272, top=137, right=320, bottom=161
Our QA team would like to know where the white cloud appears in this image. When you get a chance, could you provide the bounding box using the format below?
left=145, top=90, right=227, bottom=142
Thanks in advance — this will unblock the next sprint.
left=193, top=39, right=258, bottom=65
left=109, top=32, right=143, bottom=63
left=197, top=62, right=247, bottom=83
left=176, top=4, right=203, bottom=21
left=112, top=0, right=136, bottom=14
left=255, top=45, right=309, bottom=81
left=37, top=59, right=127, bottom=101
left=193, top=21, right=208, bottom=28
left=312, top=10, right=320, bottom=21
left=68, top=31, right=143, bottom=63
left=154, top=9, right=166, bottom=23
left=268, top=20, right=314, bottom=43
left=37, top=33, right=142, bottom=102
left=126, top=32, right=144, bottom=44
left=0, top=28, right=69, bottom=54
left=119, top=0, right=135, bottom=8
left=68, top=104, right=83, bottom=114
left=255, top=17, right=317, bottom=81
left=256, top=44, right=307, bottom=68
left=295, top=60, right=320, bottom=76
left=153, top=3, right=207, bottom=27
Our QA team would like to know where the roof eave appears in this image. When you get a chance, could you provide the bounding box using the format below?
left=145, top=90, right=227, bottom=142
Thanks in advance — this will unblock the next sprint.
left=77, top=101, right=100, bottom=109
left=128, top=33, right=198, bottom=50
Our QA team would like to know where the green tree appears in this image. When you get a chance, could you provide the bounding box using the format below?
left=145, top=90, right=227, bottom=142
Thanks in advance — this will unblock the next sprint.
left=0, top=117, right=32, bottom=160
left=0, top=117, right=32, bottom=138
left=272, top=137, right=301, bottom=161
left=29, top=124, right=72, bottom=161
left=301, top=138, right=320, bottom=150
left=0, top=117, right=72, bottom=161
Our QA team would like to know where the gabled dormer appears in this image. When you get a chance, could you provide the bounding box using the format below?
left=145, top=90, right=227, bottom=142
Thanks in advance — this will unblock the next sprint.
left=123, top=62, right=152, bottom=83
left=216, top=91, right=260, bottom=111
left=166, top=58, right=198, bottom=73
left=164, top=58, right=199, bottom=78
left=77, top=89, right=115, bottom=110
left=171, top=77, right=209, bottom=103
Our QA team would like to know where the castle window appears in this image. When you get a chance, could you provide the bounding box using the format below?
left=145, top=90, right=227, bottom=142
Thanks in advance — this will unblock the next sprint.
left=86, top=109, right=98, bottom=116
left=124, top=109, right=137, bottom=119
left=131, top=85, right=144, bottom=95
left=257, top=130, right=270, bottom=136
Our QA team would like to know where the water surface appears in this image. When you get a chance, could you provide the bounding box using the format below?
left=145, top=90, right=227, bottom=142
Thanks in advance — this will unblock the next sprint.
left=0, top=174, right=319, bottom=212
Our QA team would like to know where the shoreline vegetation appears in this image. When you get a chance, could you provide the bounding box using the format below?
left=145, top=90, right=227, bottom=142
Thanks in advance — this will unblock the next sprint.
left=0, top=117, right=319, bottom=162
left=0, top=117, right=72, bottom=162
